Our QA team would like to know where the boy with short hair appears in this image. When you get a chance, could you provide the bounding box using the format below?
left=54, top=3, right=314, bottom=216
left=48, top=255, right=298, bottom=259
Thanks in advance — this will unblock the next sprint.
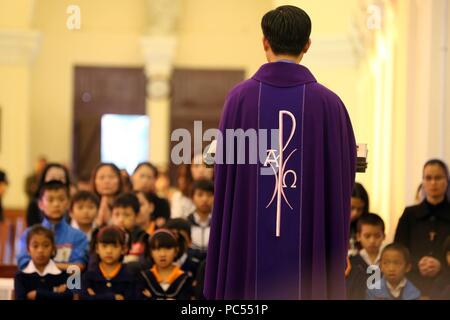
left=17, top=180, right=89, bottom=271
left=70, top=190, right=99, bottom=242
left=367, top=243, right=421, bottom=300
left=347, top=213, right=385, bottom=299
left=187, top=180, right=214, bottom=259
left=110, top=192, right=146, bottom=262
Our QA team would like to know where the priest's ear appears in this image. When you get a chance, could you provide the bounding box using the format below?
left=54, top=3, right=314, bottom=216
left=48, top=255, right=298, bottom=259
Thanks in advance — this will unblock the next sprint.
left=262, top=36, right=271, bottom=52
left=302, top=38, right=311, bottom=54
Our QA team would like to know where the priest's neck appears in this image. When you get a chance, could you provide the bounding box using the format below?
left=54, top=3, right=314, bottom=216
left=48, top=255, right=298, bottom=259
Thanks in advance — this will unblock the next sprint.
left=268, top=54, right=301, bottom=64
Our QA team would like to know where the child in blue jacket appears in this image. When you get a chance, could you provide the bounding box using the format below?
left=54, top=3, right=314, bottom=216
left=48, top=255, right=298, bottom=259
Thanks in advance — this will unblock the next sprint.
left=16, top=180, right=88, bottom=271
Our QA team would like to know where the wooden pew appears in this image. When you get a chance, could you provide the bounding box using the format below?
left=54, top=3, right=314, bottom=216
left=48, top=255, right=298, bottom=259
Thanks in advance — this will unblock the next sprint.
left=0, top=209, right=25, bottom=300
left=0, top=209, right=26, bottom=266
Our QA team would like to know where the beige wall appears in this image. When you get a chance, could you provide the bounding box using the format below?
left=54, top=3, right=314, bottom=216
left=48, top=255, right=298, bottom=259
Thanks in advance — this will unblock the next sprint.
left=0, top=0, right=368, bottom=210
left=275, top=0, right=358, bottom=34
left=4, top=0, right=448, bottom=233
left=30, top=0, right=147, bottom=166
left=1, top=0, right=148, bottom=208
left=0, top=65, right=32, bottom=208
left=0, top=0, right=35, bottom=29
left=175, top=0, right=272, bottom=76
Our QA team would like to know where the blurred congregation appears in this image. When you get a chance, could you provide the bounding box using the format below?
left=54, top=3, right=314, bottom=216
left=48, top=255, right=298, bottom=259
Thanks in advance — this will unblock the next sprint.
left=1, top=157, right=450, bottom=300
left=1, top=157, right=214, bottom=300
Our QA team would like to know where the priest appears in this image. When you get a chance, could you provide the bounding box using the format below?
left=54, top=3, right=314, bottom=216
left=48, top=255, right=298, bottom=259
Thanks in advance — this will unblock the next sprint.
left=204, top=5, right=357, bottom=300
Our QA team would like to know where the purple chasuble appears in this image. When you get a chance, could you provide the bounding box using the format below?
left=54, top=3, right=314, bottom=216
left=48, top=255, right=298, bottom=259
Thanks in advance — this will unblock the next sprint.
left=204, top=62, right=356, bottom=300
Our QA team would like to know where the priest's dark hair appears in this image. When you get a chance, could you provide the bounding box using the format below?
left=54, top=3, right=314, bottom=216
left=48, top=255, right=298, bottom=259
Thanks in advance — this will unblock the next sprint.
left=261, top=5, right=312, bottom=56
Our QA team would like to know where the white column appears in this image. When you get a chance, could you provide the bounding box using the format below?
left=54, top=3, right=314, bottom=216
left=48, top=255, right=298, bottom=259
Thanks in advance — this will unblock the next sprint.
left=140, top=36, right=177, bottom=168
left=140, top=0, right=180, bottom=168
left=350, top=0, right=402, bottom=240
left=404, top=0, right=450, bottom=204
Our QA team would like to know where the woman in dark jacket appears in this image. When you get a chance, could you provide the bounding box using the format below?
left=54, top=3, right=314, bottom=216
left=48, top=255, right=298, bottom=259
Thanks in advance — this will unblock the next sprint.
left=395, top=159, right=450, bottom=297
left=429, top=235, right=450, bottom=300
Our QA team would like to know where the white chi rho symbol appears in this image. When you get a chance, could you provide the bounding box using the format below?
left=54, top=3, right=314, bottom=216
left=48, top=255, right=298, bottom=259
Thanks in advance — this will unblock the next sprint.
left=263, top=110, right=298, bottom=237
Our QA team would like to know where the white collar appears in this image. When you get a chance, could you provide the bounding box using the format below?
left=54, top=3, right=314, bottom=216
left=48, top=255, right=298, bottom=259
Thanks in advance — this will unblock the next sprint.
left=70, top=219, right=80, bottom=229
left=23, top=260, right=61, bottom=276
left=175, top=252, right=188, bottom=267
left=386, top=278, right=407, bottom=298
left=71, top=219, right=94, bottom=241
left=359, top=248, right=382, bottom=266
left=193, top=212, right=211, bottom=227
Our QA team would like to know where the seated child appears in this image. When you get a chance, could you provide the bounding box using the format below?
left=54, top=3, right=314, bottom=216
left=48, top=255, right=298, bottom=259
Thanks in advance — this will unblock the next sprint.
left=187, top=180, right=214, bottom=259
left=430, top=235, right=450, bottom=300
left=14, top=225, right=73, bottom=300
left=69, top=190, right=99, bottom=242
left=367, top=243, right=421, bottom=300
left=136, top=229, right=193, bottom=300
left=347, top=213, right=385, bottom=299
left=17, top=180, right=89, bottom=271
left=110, top=192, right=147, bottom=263
left=165, top=218, right=201, bottom=278
left=81, top=226, right=134, bottom=300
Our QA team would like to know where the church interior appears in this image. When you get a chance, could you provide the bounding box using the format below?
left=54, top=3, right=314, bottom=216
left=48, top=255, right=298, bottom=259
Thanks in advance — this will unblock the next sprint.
left=0, top=0, right=449, bottom=301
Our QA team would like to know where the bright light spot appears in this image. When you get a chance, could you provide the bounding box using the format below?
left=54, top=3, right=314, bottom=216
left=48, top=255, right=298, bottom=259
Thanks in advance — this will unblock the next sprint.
left=101, top=114, right=149, bottom=174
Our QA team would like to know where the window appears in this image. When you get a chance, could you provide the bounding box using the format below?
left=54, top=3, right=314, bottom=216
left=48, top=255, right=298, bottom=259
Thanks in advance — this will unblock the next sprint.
left=101, top=114, right=149, bottom=173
